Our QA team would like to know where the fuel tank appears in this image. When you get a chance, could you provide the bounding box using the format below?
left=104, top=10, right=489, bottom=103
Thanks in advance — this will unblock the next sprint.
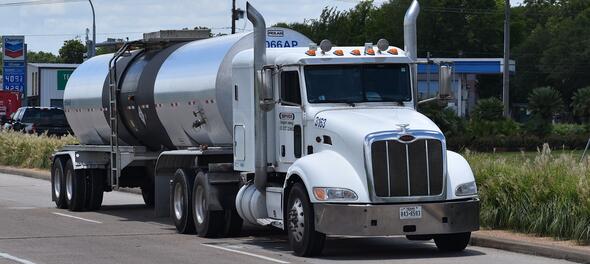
left=63, top=28, right=311, bottom=150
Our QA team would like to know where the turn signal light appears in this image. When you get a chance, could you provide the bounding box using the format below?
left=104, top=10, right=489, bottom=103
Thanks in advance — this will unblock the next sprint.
left=306, top=49, right=316, bottom=56
left=388, top=48, right=398, bottom=55
left=350, top=49, right=361, bottom=56
left=333, top=49, right=344, bottom=56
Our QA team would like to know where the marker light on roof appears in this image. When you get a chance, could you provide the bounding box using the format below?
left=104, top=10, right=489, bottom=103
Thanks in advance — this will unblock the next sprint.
left=350, top=49, right=361, bottom=56
left=306, top=49, right=317, bottom=56
left=364, top=43, right=375, bottom=55
left=388, top=48, right=399, bottom=55
left=333, top=49, right=344, bottom=56
left=306, top=42, right=318, bottom=56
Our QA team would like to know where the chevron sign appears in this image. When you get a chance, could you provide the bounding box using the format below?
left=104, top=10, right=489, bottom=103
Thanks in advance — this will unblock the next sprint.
left=2, top=36, right=25, bottom=61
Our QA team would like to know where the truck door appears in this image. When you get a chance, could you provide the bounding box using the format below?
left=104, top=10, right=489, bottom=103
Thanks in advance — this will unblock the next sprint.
left=276, top=69, right=304, bottom=166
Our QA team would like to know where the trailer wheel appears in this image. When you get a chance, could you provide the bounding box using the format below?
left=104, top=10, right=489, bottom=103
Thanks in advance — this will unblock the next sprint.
left=141, top=181, right=155, bottom=208
left=287, top=183, right=325, bottom=257
left=51, top=157, right=67, bottom=209
left=171, top=169, right=196, bottom=234
left=434, top=232, right=471, bottom=252
left=192, top=171, right=224, bottom=237
left=85, top=170, right=104, bottom=211
left=65, top=159, right=86, bottom=211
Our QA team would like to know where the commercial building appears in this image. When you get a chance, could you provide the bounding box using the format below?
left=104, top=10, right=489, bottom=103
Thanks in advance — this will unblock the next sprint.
left=26, top=63, right=79, bottom=108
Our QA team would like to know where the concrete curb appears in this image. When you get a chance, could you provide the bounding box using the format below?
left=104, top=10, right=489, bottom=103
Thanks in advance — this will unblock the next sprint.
left=3, top=165, right=589, bottom=263
left=471, top=234, right=590, bottom=264
left=0, top=165, right=141, bottom=195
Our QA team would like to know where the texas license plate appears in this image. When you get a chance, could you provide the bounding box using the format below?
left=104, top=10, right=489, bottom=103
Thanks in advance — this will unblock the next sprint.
left=400, top=206, right=422, bottom=219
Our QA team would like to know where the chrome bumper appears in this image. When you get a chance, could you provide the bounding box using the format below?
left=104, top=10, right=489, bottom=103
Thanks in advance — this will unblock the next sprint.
left=314, top=199, right=479, bottom=236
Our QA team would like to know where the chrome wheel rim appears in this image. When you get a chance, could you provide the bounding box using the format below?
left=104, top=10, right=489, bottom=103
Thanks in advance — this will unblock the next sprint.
left=289, top=198, right=305, bottom=242
left=194, top=185, right=205, bottom=224
left=66, top=169, right=73, bottom=201
left=173, top=182, right=184, bottom=220
left=53, top=167, right=61, bottom=198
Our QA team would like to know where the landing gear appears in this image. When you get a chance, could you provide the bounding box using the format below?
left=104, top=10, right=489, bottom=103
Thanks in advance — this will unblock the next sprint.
left=287, top=183, right=325, bottom=257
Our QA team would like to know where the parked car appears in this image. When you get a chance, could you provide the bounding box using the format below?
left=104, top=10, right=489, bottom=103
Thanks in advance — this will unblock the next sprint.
left=3, top=107, right=72, bottom=136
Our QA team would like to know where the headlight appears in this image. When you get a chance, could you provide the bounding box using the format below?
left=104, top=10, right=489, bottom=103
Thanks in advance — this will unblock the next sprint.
left=455, top=181, right=478, bottom=196
left=313, top=187, right=358, bottom=201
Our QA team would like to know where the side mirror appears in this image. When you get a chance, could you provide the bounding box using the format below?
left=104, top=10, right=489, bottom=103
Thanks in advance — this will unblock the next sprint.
left=438, top=65, right=453, bottom=100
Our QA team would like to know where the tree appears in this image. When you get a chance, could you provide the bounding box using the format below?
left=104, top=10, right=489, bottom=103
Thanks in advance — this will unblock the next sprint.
left=528, top=86, right=564, bottom=120
left=27, top=51, right=58, bottom=63
left=58, top=39, right=86, bottom=64
left=471, top=97, right=504, bottom=121
left=571, top=87, right=590, bottom=122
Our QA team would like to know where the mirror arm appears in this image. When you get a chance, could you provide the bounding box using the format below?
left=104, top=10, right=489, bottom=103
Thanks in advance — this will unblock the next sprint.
left=417, top=97, right=438, bottom=105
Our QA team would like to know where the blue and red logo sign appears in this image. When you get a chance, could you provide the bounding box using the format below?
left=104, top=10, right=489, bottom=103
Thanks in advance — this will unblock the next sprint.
left=4, top=40, right=24, bottom=58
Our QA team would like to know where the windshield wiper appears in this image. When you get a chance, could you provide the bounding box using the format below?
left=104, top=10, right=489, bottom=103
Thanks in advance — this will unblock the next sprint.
left=314, top=99, right=358, bottom=107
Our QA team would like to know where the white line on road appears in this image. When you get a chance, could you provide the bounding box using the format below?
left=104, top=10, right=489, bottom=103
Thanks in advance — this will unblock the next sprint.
left=0, top=252, right=37, bottom=264
left=202, top=244, right=290, bottom=264
left=51, top=212, right=102, bottom=224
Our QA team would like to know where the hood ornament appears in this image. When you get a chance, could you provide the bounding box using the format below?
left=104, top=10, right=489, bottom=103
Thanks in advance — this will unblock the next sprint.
left=397, top=124, right=410, bottom=134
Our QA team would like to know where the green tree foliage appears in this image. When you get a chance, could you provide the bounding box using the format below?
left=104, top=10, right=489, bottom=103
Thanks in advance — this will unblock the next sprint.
left=471, top=97, right=504, bottom=121
left=527, top=86, right=564, bottom=120
left=571, top=87, right=590, bottom=122
left=58, top=39, right=86, bottom=64
left=27, top=51, right=58, bottom=63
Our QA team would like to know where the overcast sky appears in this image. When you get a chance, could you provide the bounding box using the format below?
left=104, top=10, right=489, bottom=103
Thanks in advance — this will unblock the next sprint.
left=0, top=0, right=524, bottom=54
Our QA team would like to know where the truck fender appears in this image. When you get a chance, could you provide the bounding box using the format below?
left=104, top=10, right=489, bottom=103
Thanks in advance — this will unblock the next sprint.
left=52, top=150, right=109, bottom=170
left=446, top=151, right=477, bottom=200
left=285, top=150, right=370, bottom=203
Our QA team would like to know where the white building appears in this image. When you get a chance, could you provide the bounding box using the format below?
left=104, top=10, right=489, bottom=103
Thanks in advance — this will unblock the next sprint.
left=27, top=63, right=79, bottom=108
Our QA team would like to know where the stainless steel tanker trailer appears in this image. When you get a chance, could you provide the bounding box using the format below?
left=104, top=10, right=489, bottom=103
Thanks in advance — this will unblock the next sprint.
left=51, top=1, right=479, bottom=256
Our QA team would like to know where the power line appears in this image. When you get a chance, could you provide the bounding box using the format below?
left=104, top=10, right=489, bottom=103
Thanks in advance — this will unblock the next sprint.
left=0, top=0, right=85, bottom=7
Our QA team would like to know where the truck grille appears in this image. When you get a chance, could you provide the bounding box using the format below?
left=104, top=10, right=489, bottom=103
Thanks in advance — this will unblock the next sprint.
left=370, top=139, right=444, bottom=197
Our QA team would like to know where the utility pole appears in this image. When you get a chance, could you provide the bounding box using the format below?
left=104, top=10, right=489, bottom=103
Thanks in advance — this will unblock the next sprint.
left=88, top=0, right=96, bottom=57
left=502, top=0, right=510, bottom=117
left=231, top=0, right=236, bottom=34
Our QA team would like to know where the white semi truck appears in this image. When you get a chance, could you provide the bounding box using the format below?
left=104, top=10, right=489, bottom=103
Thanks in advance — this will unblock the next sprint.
left=51, top=0, right=479, bottom=256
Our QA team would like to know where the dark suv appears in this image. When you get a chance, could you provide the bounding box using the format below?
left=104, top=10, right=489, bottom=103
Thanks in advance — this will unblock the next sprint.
left=3, top=107, right=72, bottom=136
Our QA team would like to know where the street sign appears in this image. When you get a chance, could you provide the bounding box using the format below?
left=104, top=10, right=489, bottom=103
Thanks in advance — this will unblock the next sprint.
left=57, top=70, right=74, bottom=91
left=2, top=36, right=26, bottom=93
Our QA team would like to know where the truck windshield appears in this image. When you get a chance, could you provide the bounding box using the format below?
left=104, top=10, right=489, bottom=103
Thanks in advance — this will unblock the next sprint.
left=304, top=64, right=411, bottom=104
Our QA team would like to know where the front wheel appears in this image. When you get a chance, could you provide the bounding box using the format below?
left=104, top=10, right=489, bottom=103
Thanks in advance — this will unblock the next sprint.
left=434, top=232, right=471, bottom=252
left=287, top=183, right=325, bottom=257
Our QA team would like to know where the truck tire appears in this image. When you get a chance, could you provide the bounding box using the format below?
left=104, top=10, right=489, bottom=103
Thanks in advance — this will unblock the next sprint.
left=287, top=183, right=325, bottom=257
left=222, top=208, right=243, bottom=237
left=51, top=158, right=68, bottom=209
left=434, top=232, right=471, bottom=252
left=192, top=171, right=224, bottom=237
left=141, top=182, right=155, bottom=208
left=85, top=170, right=104, bottom=211
left=65, top=159, right=86, bottom=211
left=171, top=168, right=196, bottom=234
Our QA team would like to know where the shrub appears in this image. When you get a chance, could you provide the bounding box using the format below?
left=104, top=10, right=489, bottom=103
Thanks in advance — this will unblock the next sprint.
left=471, top=97, right=504, bottom=121
left=467, top=119, right=521, bottom=138
left=528, top=86, right=564, bottom=120
left=468, top=147, right=590, bottom=243
left=418, top=101, right=465, bottom=138
left=0, top=131, right=78, bottom=169
left=572, top=87, right=590, bottom=122
left=552, top=123, right=588, bottom=136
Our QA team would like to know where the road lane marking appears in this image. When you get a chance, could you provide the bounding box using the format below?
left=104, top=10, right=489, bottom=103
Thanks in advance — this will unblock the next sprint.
left=202, top=244, right=289, bottom=264
left=51, top=212, right=102, bottom=224
left=0, top=252, right=37, bottom=264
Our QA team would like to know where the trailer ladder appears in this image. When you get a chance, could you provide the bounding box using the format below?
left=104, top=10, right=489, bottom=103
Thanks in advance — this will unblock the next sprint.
left=107, top=43, right=132, bottom=189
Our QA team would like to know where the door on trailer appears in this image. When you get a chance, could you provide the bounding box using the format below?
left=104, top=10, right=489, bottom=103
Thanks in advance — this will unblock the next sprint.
left=276, top=68, right=304, bottom=167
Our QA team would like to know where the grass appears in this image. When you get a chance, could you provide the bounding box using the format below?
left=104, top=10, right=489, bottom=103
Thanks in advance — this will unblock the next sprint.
left=466, top=145, right=590, bottom=244
left=0, top=130, right=78, bottom=169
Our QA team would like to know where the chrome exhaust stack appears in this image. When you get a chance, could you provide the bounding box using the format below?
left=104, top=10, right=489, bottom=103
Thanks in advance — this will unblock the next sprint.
left=247, top=2, right=268, bottom=192
left=404, top=0, right=420, bottom=107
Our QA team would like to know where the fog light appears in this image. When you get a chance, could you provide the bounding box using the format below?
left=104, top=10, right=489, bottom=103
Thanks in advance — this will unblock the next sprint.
left=455, top=181, right=477, bottom=196
left=313, top=187, right=358, bottom=201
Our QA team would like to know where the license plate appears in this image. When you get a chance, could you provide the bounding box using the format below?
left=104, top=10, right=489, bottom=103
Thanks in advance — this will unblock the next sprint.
left=400, top=206, right=422, bottom=220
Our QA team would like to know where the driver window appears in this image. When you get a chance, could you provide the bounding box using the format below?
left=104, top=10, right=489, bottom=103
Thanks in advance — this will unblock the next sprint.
left=280, top=71, right=301, bottom=105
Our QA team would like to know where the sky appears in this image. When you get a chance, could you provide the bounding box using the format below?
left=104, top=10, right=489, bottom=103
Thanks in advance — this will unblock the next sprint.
left=0, top=0, right=524, bottom=54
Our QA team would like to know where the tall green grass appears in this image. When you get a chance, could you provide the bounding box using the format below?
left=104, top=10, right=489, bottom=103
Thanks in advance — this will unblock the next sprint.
left=467, top=145, right=590, bottom=243
left=0, top=130, right=78, bottom=169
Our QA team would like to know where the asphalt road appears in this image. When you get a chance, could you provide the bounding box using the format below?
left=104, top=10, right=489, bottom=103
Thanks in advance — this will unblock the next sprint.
left=0, top=172, right=577, bottom=264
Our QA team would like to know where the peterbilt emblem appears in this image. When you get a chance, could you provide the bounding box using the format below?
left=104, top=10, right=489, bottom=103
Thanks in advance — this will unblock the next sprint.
left=397, top=124, right=410, bottom=133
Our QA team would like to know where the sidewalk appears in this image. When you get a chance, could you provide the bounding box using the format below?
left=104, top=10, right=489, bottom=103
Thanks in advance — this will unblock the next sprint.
left=1, top=165, right=589, bottom=263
